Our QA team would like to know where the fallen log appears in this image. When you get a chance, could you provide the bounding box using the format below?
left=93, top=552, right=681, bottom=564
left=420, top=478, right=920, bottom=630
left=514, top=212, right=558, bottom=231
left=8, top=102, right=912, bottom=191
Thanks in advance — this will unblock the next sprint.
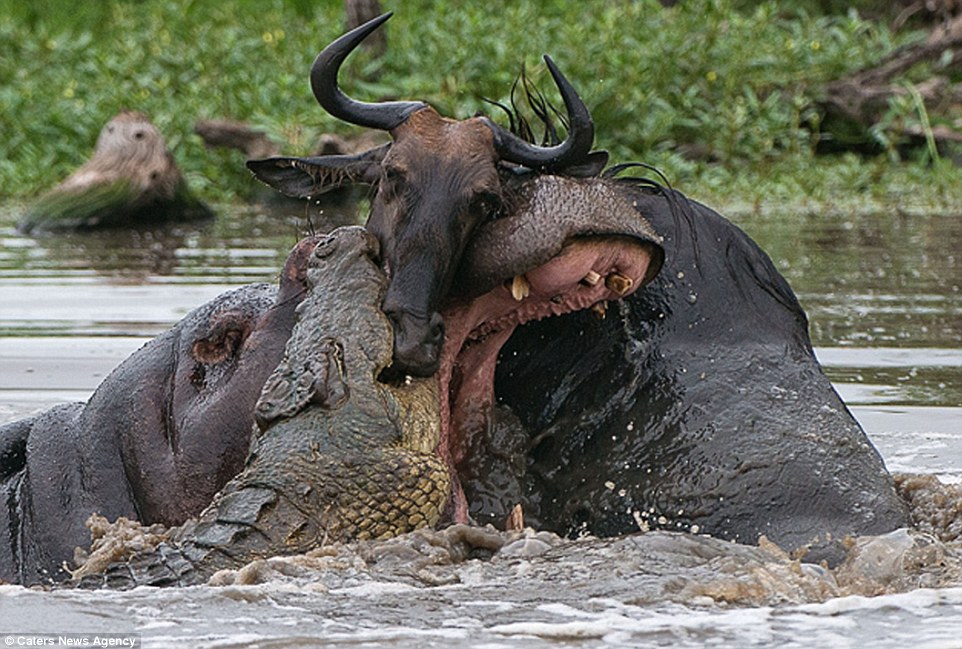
left=817, top=21, right=962, bottom=152
left=19, top=111, right=212, bottom=233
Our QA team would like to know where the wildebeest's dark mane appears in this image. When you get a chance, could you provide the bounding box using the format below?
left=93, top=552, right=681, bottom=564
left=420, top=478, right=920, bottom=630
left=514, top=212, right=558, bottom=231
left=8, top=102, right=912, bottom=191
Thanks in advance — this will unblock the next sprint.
left=483, top=66, right=567, bottom=150
left=485, top=65, right=703, bottom=268
left=485, top=67, right=665, bottom=188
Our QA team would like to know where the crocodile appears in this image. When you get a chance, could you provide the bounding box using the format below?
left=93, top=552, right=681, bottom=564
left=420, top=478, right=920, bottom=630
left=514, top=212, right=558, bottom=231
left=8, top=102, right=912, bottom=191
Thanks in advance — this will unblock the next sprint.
left=76, top=226, right=449, bottom=588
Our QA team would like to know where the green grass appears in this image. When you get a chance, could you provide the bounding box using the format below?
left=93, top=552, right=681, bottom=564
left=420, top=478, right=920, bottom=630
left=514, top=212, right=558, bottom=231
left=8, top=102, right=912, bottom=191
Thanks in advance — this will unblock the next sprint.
left=1, top=0, right=960, bottom=213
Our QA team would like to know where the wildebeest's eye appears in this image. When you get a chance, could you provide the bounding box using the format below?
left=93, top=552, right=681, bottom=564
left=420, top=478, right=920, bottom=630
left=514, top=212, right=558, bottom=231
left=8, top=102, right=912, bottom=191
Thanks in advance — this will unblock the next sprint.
left=383, top=165, right=405, bottom=184
left=380, top=166, right=406, bottom=199
left=472, top=191, right=503, bottom=220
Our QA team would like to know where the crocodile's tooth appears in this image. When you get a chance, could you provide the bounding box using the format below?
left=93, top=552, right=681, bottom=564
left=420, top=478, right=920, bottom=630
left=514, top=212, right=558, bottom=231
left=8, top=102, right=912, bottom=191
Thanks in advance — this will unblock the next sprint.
left=581, top=270, right=602, bottom=286
left=605, top=272, right=634, bottom=296
left=510, top=275, right=530, bottom=301
left=591, top=301, right=608, bottom=319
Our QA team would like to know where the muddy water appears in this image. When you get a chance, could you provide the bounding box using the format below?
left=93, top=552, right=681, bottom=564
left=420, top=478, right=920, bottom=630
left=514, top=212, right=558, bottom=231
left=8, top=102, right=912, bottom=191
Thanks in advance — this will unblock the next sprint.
left=0, top=200, right=960, bottom=647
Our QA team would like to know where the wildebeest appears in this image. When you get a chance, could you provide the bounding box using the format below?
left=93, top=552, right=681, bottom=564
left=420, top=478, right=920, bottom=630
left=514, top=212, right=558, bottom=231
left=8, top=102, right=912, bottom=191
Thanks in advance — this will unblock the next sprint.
left=248, top=12, right=606, bottom=378
left=249, top=13, right=908, bottom=562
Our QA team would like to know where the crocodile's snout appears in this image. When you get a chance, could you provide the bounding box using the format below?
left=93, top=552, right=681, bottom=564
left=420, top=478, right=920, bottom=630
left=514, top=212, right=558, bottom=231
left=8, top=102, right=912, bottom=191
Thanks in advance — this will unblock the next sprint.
left=311, top=227, right=381, bottom=267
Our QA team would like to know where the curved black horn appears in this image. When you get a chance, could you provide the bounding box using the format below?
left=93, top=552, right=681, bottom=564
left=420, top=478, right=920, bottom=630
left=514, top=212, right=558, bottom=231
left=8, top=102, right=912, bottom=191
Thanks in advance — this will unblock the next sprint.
left=310, top=12, right=426, bottom=131
left=483, top=56, right=595, bottom=172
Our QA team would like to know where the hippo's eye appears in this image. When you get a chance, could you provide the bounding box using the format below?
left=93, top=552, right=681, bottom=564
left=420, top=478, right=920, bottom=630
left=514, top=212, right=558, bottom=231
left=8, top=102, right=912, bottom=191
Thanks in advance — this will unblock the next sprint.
left=314, top=235, right=339, bottom=259
left=472, top=191, right=503, bottom=220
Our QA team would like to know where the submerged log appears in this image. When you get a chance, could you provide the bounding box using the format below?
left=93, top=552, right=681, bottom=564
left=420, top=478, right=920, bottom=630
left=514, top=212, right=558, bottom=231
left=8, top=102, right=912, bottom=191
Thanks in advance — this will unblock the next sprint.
left=19, top=111, right=212, bottom=233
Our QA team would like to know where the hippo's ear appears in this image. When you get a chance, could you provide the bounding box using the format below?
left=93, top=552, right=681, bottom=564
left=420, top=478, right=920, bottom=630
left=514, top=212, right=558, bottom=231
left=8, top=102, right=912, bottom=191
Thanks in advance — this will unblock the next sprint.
left=0, top=417, right=31, bottom=479
left=246, top=143, right=389, bottom=199
left=190, top=314, right=252, bottom=365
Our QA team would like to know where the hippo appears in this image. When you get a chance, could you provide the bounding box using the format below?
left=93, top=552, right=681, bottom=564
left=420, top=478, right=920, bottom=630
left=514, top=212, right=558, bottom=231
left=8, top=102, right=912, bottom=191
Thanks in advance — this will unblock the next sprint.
left=0, top=187, right=659, bottom=587
left=77, top=226, right=450, bottom=588
left=470, top=178, right=913, bottom=562
left=0, top=236, right=320, bottom=585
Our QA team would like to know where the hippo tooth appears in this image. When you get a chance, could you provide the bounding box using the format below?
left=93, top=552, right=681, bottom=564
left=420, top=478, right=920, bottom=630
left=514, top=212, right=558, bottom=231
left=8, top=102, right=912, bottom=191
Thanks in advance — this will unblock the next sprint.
left=605, top=272, right=633, bottom=296
left=581, top=270, right=602, bottom=286
left=510, top=275, right=530, bottom=301
left=591, top=301, right=608, bottom=319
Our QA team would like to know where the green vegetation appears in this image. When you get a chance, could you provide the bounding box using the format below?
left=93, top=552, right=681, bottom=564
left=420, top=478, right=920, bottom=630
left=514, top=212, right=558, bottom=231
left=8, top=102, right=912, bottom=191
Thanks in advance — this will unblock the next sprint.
left=1, top=0, right=960, bottom=213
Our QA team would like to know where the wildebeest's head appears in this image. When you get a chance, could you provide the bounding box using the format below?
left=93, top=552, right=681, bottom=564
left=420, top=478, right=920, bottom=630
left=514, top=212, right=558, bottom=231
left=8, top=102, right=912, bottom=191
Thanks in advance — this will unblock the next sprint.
left=248, top=13, right=600, bottom=377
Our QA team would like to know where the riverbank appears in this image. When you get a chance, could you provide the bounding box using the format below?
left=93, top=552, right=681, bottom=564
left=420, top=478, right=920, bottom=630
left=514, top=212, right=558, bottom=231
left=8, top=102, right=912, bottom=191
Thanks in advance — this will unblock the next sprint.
left=3, top=0, right=961, bottom=212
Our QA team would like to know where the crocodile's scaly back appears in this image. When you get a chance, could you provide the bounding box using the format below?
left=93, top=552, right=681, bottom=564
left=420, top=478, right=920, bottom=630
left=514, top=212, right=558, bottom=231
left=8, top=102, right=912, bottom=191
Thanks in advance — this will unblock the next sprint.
left=77, top=227, right=449, bottom=588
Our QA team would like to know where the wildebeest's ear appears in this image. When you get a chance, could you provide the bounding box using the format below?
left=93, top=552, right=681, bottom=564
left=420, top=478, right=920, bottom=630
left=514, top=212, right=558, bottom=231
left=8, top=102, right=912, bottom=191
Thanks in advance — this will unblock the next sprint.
left=246, top=143, right=389, bottom=198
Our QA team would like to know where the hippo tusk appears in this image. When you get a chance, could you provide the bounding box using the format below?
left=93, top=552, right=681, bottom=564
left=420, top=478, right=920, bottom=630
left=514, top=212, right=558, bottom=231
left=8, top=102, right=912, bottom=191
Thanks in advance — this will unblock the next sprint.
left=510, top=275, right=530, bottom=302
left=605, top=273, right=633, bottom=296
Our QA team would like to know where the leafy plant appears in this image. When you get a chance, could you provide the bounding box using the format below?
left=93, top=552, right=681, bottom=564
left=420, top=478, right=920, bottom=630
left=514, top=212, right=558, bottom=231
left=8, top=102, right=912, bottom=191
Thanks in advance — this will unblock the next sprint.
left=0, top=0, right=959, bottom=212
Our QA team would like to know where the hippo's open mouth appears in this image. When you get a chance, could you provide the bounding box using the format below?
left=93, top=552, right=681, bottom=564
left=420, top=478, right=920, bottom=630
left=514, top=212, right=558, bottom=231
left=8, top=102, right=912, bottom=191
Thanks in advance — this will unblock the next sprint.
left=434, top=234, right=661, bottom=523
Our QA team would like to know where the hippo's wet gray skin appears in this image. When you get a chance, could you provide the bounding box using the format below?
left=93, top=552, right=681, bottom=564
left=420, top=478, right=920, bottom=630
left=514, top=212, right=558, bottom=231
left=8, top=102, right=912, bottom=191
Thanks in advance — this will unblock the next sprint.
left=77, top=227, right=449, bottom=588
left=484, top=180, right=910, bottom=563
left=0, top=236, right=321, bottom=585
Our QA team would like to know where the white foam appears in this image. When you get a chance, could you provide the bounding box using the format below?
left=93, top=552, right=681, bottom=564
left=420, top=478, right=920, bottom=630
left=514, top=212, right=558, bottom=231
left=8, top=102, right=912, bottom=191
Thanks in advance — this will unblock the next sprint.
left=328, top=581, right=418, bottom=597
